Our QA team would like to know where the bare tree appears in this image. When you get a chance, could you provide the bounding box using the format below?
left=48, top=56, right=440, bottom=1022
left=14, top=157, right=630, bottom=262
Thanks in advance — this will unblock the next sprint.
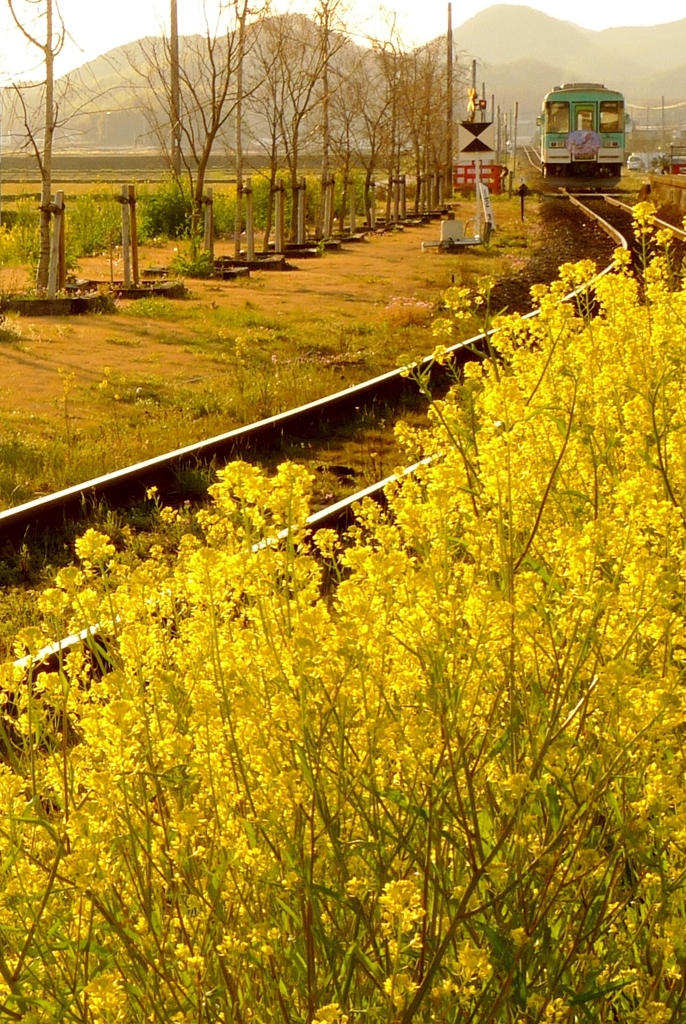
left=130, top=0, right=260, bottom=243
left=247, top=14, right=289, bottom=250
left=373, top=31, right=410, bottom=225
left=251, top=8, right=353, bottom=241
left=313, top=0, right=349, bottom=237
left=400, top=39, right=450, bottom=214
left=329, top=46, right=391, bottom=227
left=7, top=0, right=64, bottom=293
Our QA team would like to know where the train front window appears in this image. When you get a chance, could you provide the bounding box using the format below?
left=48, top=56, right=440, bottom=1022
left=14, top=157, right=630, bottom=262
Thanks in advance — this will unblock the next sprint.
left=575, top=107, right=594, bottom=131
left=600, top=101, right=622, bottom=133
left=546, top=101, right=569, bottom=133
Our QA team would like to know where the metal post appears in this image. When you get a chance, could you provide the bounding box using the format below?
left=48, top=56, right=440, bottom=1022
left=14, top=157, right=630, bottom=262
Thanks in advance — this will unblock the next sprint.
left=393, top=176, right=400, bottom=222
left=245, top=178, right=254, bottom=260
left=369, top=181, right=376, bottom=230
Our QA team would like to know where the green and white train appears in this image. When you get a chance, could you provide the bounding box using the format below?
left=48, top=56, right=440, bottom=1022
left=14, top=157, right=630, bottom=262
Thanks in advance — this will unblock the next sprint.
left=539, top=83, right=625, bottom=187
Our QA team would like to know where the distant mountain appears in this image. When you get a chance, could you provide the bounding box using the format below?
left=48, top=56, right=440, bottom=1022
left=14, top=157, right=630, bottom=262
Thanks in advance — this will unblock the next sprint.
left=455, top=5, right=686, bottom=129
left=3, top=5, right=684, bottom=153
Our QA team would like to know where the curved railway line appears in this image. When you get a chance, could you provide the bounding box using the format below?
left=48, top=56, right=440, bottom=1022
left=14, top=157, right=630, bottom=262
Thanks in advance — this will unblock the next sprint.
left=13, top=189, right=682, bottom=675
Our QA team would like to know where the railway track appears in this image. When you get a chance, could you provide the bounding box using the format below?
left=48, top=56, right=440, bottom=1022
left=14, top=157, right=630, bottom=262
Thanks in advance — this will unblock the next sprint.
left=0, top=196, right=621, bottom=550
left=9, top=191, right=635, bottom=677
left=566, top=192, right=686, bottom=273
left=524, top=145, right=542, bottom=169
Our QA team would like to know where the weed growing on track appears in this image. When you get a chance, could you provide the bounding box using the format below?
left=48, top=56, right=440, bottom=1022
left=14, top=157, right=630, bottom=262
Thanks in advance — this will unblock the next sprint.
left=0, top=213, right=685, bottom=1019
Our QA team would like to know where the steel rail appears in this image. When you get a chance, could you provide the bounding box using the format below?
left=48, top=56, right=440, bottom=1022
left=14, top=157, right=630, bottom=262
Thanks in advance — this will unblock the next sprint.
left=602, top=194, right=686, bottom=240
left=524, top=145, right=543, bottom=168
left=10, top=195, right=630, bottom=678
left=0, top=338, right=484, bottom=547
left=564, top=191, right=629, bottom=249
left=0, top=193, right=630, bottom=549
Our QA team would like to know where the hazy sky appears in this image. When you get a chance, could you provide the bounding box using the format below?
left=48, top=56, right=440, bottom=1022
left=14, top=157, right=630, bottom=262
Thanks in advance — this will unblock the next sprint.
left=1, top=0, right=684, bottom=80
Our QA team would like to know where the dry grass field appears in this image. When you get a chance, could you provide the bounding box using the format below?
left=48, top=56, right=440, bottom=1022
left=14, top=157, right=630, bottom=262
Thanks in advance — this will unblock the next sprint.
left=0, top=193, right=538, bottom=504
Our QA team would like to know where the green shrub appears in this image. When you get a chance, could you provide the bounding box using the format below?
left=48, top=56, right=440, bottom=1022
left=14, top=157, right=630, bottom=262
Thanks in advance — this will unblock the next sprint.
left=138, top=179, right=190, bottom=240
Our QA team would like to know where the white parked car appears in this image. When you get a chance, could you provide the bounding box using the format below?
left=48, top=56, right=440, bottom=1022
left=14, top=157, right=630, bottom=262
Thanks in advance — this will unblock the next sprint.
left=626, top=154, right=643, bottom=171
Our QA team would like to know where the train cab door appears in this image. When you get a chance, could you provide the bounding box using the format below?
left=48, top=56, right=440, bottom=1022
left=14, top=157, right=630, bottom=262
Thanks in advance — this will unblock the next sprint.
left=574, top=105, right=595, bottom=132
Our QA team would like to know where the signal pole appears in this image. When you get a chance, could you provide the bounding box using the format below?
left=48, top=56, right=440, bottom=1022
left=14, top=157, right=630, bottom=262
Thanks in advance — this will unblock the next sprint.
left=446, top=3, right=454, bottom=199
left=170, top=0, right=181, bottom=178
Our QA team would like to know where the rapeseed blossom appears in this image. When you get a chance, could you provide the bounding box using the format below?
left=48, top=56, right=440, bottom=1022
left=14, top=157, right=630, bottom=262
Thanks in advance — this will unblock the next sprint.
left=2, top=220, right=686, bottom=1020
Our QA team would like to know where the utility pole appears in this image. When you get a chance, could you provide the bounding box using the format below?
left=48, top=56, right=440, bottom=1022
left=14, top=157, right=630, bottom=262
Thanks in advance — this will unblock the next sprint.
left=234, top=2, right=248, bottom=259
left=512, top=101, right=519, bottom=190
left=661, top=95, right=665, bottom=152
left=317, top=1, right=332, bottom=238
left=170, top=0, right=181, bottom=178
left=446, top=3, right=454, bottom=199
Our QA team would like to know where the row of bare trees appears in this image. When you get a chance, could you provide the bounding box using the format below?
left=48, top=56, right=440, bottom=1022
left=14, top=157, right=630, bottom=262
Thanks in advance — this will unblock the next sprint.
left=6, top=0, right=464, bottom=287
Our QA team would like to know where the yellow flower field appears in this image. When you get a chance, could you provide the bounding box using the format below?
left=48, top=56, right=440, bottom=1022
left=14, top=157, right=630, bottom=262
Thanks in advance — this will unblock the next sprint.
left=1, top=214, right=686, bottom=1022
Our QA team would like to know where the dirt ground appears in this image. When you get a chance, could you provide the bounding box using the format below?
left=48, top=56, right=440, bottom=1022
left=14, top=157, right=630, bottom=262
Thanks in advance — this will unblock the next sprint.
left=0, top=195, right=536, bottom=430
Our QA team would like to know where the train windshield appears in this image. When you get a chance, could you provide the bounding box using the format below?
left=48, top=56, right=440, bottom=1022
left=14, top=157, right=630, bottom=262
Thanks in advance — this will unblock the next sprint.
left=546, top=101, right=569, bottom=133
left=600, top=101, right=623, bottom=133
left=575, top=107, right=594, bottom=131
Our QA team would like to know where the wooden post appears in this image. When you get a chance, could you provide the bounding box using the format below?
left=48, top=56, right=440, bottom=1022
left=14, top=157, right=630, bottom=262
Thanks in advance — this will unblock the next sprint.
left=120, top=184, right=131, bottom=289
left=321, top=178, right=330, bottom=240
left=399, top=175, right=406, bottom=220
left=446, top=2, right=454, bottom=200
left=203, top=187, right=214, bottom=259
left=245, top=177, right=254, bottom=260
left=274, top=181, right=285, bottom=254
left=47, top=191, right=64, bottom=299
left=321, top=179, right=330, bottom=241
left=326, top=176, right=335, bottom=239
left=297, top=177, right=306, bottom=245
left=369, top=181, right=376, bottom=230
left=348, top=180, right=356, bottom=235
left=128, top=184, right=139, bottom=286
left=58, top=192, right=66, bottom=291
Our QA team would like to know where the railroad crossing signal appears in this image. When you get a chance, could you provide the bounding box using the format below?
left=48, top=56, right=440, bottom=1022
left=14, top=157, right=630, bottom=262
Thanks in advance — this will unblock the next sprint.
left=458, top=121, right=495, bottom=156
left=467, top=88, right=478, bottom=116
